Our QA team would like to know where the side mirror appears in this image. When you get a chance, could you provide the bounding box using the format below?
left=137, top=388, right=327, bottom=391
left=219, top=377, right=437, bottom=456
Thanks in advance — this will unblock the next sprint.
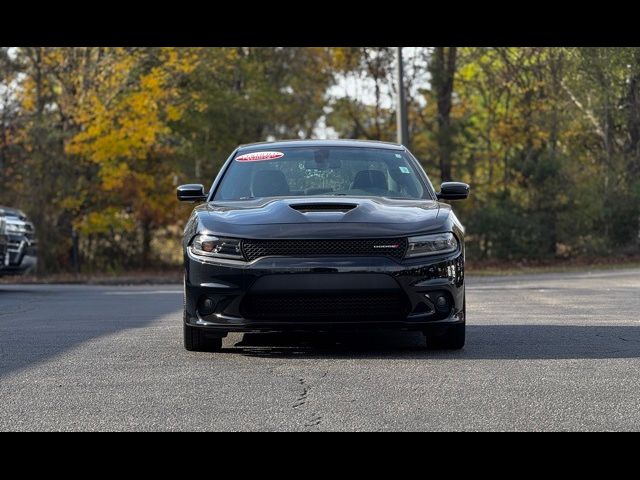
left=437, top=182, right=470, bottom=200
left=177, top=184, right=207, bottom=202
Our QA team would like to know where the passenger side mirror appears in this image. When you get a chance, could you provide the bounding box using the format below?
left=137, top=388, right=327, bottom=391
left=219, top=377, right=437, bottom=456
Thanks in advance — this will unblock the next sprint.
left=437, top=182, right=470, bottom=200
left=177, top=184, right=207, bottom=202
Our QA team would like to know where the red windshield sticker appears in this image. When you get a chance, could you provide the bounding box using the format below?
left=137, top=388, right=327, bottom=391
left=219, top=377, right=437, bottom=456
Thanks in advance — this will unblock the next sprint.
left=236, top=151, right=285, bottom=162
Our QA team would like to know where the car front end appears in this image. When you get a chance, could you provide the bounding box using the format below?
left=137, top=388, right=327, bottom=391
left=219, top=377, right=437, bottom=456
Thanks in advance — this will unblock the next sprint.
left=0, top=207, right=38, bottom=276
left=179, top=140, right=469, bottom=351
left=184, top=221, right=465, bottom=336
left=0, top=218, right=7, bottom=271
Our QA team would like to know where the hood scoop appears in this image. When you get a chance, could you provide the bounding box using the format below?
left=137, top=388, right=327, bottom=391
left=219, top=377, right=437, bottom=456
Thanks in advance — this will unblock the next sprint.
left=289, top=203, right=358, bottom=213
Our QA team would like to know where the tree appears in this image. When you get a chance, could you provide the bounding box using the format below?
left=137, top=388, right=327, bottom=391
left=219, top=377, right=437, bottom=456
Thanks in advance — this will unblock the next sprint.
left=2, top=46, right=640, bottom=272
left=430, top=47, right=457, bottom=182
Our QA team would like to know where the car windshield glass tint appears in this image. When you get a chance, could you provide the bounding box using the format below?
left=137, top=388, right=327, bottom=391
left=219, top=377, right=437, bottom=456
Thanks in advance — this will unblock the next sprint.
left=214, top=147, right=428, bottom=201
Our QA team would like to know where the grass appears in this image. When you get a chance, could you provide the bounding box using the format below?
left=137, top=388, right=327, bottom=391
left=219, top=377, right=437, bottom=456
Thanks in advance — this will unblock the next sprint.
left=466, top=256, right=640, bottom=276
left=0, top=269, right=183, bottom=285
left=3, top=256, right=640, bottom=284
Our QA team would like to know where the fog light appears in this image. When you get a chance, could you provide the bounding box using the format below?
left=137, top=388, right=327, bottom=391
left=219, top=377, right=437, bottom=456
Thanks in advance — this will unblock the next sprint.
left=199, top=297, right=218, bottom=316
left=435, top=295, right=450, bottom=314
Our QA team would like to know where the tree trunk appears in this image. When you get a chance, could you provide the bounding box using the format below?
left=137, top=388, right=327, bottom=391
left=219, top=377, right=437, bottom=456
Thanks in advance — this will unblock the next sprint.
left=141, top=219, right=152, bottom=269
left=625, top=51, right=640, bottom=245
left=431, top=47, right=457, bottom=182
left=625, top=56, right=640, bottom=179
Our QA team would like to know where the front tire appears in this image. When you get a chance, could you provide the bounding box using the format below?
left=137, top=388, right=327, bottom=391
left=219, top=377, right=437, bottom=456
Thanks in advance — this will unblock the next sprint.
left=424, top=322, right=465, bottom=350
left=183, top=276, right=224, bottom=352
left=426, top=292, right=466, bottom=350
left=184, top=323, right=223, bottom=352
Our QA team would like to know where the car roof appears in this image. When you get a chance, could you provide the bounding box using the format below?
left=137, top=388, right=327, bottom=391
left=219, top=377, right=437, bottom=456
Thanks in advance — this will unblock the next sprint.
left=237, top=139, right=406, bottom=152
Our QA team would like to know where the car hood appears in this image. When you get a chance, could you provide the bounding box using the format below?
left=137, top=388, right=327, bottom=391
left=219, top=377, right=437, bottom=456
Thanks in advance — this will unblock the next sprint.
left=0, top=206, right=27, bottom=220
left=193, top=197, right=449, bottom=238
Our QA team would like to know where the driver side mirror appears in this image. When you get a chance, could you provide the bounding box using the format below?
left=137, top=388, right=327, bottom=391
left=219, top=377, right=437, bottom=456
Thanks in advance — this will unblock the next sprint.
left=437, top=182, right=470, bottom=200
left=177, top=184, right=207, bottom=202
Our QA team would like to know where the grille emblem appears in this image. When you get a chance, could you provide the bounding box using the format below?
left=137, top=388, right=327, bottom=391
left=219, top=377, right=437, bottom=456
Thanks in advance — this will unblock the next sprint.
left=373, top=244, right=400, bottom=249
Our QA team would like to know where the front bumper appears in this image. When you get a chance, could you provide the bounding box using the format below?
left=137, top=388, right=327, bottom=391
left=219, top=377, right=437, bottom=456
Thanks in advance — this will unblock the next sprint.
left=1, top=236, right=38, bottom=275
left=185, top=249, right=465, bottom=333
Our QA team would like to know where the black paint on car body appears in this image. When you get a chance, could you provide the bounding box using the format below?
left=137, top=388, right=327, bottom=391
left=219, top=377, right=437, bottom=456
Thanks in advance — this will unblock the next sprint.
left=178, top=140, right=469, bottom=351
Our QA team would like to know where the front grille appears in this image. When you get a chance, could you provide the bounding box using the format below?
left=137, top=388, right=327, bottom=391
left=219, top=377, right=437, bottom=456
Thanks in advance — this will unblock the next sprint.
left=241, top=238, right=408, bottom=261
left=240, top=293, right=411, bottom=321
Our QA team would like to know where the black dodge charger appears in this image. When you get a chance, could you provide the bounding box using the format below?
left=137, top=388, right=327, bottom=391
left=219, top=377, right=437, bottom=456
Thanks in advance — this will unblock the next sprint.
left=178, top=140, right=469, bottom=352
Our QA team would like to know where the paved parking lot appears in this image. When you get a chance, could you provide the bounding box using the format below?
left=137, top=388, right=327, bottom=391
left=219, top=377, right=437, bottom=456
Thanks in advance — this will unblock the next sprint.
left=1, top=269, right=639, bottom=431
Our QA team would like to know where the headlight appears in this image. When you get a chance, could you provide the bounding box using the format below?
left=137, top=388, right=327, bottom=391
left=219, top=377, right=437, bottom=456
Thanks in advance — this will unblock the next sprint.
left=4, top=221, right=30, bottom=234
left=190, top=235, right=243, bottom=260
left=406, top=233, right=458, bottom=257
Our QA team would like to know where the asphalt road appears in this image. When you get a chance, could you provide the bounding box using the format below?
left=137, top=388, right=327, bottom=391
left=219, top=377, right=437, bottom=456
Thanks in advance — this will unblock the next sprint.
left=1, top=268, right=640, bottom=431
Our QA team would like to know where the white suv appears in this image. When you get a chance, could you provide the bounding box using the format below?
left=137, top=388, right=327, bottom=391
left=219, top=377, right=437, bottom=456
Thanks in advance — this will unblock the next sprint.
left=0, top=206, right=38, bottom=276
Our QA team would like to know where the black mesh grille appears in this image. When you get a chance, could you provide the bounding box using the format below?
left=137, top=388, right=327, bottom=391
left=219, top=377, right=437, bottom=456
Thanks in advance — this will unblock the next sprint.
left=289, top=203, right=357, bottom=213
left=241, top=238, right=408, bottom=261
left=240, top=293, right=410, bottom=321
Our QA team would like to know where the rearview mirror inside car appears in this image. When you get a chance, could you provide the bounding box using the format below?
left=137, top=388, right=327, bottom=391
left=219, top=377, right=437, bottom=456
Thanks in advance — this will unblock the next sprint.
left=304, top=158, right=342, bottom=170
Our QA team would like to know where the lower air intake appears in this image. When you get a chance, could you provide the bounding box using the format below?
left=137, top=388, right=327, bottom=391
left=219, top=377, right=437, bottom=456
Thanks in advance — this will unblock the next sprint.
left=240, top=293, right=410, bottom=322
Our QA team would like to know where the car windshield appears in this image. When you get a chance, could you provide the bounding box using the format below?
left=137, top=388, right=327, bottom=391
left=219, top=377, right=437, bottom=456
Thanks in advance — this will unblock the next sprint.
left=213, top=146, right=429, bottom=201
